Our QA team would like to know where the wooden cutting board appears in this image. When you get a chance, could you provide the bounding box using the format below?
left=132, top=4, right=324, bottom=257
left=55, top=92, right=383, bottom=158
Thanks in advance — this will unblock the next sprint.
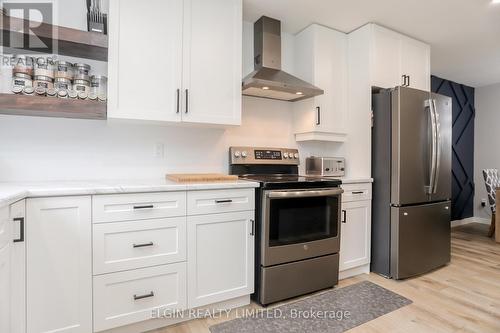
left=166, top=173, right=239, bottom=183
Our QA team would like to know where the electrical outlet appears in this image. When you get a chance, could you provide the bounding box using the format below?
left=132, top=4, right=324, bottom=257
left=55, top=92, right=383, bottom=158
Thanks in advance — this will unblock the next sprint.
left=481, top=199, right=487, bottom=207
left=155, top=142, right=166, bottom=159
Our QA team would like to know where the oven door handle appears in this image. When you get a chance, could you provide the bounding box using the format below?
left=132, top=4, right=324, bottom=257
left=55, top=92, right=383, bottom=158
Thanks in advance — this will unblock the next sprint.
left=266, top=188, right=343, bottom=199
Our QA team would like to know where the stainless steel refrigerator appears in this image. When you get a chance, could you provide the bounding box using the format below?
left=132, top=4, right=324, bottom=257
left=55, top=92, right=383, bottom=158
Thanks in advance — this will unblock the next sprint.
left=371, top=86, right=452, bottom=279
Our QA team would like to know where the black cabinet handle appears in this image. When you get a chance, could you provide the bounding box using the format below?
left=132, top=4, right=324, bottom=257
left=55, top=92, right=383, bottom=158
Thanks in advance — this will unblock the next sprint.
left=133, top=242, right=154, bottom=248
left=176, top=89, right=180, bottom=113
left=215, top=199, right=233, bottom=204
left=185, top=89, right=189, bottom=114
left=13, top=217, right=24, bottom=243
left=133, top=205, right=154, bottom=210
left=341, top=210, right=347, bottom=223
left=133, top=291, right=154, bottom=301
left=402, top=75, right=407, bottom=86
left=352, top=191, right=364, bottom=195
left=316, top=106, right=321, bottom=125
left=407, top=75, right=410, bottom=87
left=250, top=219, right=255, bottom=236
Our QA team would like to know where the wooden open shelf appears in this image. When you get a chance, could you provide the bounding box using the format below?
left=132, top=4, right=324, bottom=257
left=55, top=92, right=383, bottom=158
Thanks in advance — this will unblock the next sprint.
left=1, top=14, right=108, bottom=61
left=0, top=93, right=106, bottom=120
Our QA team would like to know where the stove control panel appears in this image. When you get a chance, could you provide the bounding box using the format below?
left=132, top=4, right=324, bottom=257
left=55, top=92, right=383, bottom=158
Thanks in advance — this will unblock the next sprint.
left=230, top=147, right=299, bottom=165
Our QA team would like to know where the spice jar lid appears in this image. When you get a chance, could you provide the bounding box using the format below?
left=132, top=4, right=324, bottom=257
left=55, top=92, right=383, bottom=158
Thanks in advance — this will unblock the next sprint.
left=74, top=74, right=90, bottom=82
left=56, top=60, right=73, bottom=67
left=78, top=91, right=88, bottom=99
left=35, top=87, right=47, bottom=95
left=68, top=90, right=78, bottom=98
left=34, top=75, right=53, bottom=81
left=98, top=94, right=107, bottom=102
left=23, top=86, right=35, bottom=94
left=54, top=77, right=72, bottom=83
left=91, top=75, right=108, bottom=81
left=88, top=92, right=98, bottom=100
left=12, top=86, right=23, bottom=94
left=57, top=90, right=68, bottom=98
left=47, top=88, right=57, bottom=96
left=74, top=63, right=91, bottom=70
left=13, top=73, right=32, bottom=79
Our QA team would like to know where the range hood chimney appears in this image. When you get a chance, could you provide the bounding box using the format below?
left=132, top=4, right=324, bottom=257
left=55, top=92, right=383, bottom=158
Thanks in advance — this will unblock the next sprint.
left=242, top=16, right=324, bottom=102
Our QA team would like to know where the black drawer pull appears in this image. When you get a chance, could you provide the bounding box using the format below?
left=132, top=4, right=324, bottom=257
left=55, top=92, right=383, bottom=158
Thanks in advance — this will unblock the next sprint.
left=13, top=217, right=24, bottom=243
left=133, top=242, right=154, bottom=248
left=342, top=210, right=347, bottom=223
left=352, top=191, right=364, bottom=195
left=215, top=199, right=233, bottom=204
left=133, top=205, right=154, bottom=210
left=133, top=291, right=154, bottom=301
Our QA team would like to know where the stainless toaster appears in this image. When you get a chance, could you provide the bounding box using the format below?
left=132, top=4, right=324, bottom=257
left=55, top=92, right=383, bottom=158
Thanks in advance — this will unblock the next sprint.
left=305, top=157, right=345, bottom=177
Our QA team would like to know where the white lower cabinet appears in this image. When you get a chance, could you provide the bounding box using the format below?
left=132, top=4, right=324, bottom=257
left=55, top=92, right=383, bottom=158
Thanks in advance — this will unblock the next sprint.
left=339, top=183, right=372, bottom=278
left=93, top=263, right=187, bottom=332
left=340, top=200, right=372, bottom=271
left=26, top=196, right=92, bottom=333
left=12, top=187, right=254, bottom=332
left=188, top=211, right=254, bottom=308
left=0, top=238, right=11, bottom=333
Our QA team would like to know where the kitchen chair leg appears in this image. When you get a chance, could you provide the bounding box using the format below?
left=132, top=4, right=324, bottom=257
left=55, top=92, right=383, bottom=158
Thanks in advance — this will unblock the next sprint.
left=488, top=213, right=495, bottom=238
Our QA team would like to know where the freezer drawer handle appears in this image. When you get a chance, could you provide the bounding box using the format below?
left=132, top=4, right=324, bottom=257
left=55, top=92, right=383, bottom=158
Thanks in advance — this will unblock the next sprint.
left=133, top=291, right=155, bottom=301
left=13, top=217, right=24, bottom=243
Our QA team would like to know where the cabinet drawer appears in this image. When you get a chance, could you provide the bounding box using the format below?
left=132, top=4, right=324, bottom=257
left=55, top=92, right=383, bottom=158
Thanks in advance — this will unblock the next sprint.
left=93, top=217, right=186, bottom=275
left=341, top=183, right=372, bottom=202
left=187, top=189, right=254, bottom=215
left=93, top=263, right=187, bottom=332
left=93, top=192, right=186, bottom=223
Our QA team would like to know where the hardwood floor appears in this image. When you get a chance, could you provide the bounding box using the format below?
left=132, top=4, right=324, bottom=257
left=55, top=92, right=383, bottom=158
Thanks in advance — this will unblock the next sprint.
left=154, top=223, right=500, bottom=333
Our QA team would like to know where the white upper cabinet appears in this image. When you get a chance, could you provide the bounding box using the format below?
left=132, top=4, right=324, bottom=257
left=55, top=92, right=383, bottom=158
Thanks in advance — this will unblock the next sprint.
left=370, top=24, right=430, bottom=91
left=182, top=0, right=242, bottom=125
left=400, top=35, right=431, bottom=91
left=293, top=24, right=348, bottom=142
left=108, top=0, right=183, bottom=122
left=108, top=0, right=242, bottom=126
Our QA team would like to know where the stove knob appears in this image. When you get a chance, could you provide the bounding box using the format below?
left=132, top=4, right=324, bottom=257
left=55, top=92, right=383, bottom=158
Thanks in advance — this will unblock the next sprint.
left=283, top=152, right=289, bottom=159
left=294, top=153, right=299, bottom=159
left=241, top=151, right=248, bottom=158
left=234, top=151, right=241, bottom=158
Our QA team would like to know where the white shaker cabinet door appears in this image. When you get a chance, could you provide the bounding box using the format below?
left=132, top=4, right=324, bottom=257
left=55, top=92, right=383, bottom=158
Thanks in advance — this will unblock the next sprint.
left=187, top=211, right=254, bottom=308
left=340, top=200, right=372, bottom=271
left=371, top=25, right=402, bottom=89
left=400, top=36, right=431, bottom=91
left=26, top=196, right=92, bottom=333
left=108, top=0, right=183, bottom=122
left=181, top=0, right=242, bottom=125
left=0, top=239, right=11, bottom=333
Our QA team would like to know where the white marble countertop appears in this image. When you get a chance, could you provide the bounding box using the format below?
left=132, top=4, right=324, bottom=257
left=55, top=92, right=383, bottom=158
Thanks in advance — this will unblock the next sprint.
left=0, top=179, right=260, bottom=208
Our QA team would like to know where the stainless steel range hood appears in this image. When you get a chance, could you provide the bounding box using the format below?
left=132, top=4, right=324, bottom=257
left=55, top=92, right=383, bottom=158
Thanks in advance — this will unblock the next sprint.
left=242, top=16, right=324, bottom=102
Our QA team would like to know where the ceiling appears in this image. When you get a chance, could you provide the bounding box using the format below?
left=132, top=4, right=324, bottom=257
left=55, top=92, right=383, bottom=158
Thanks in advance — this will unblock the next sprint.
left=243, top=0, right=500, bottom=88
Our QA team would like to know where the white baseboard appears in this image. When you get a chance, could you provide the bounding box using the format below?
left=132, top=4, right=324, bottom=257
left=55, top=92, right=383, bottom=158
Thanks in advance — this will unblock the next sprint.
left=451, top=217, right=491, bottom=227
left=339, top=264, right=370, bottom=280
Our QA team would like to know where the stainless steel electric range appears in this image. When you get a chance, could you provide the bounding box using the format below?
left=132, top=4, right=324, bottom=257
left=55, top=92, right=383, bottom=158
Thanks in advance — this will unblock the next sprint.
left=229, top=146, right=343, bottom=305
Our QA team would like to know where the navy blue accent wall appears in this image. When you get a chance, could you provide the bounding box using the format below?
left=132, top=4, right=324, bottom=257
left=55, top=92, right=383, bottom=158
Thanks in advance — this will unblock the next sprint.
left=431, top=76, right=475, bottom=220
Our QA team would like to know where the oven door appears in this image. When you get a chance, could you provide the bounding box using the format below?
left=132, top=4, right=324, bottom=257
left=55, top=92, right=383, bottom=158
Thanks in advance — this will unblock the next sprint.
left=261, top=188, right=343, bottom=266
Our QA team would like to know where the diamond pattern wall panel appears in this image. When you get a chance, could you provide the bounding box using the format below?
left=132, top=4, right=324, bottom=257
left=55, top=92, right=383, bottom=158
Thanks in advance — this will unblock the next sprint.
left=432, top=76, right=475, bottom=220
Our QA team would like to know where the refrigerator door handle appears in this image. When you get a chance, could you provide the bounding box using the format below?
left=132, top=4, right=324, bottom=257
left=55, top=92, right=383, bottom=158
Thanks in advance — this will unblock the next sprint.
left=424, top=99, right=437, bottom=195
left=432, top=99, right=441, bottom=194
